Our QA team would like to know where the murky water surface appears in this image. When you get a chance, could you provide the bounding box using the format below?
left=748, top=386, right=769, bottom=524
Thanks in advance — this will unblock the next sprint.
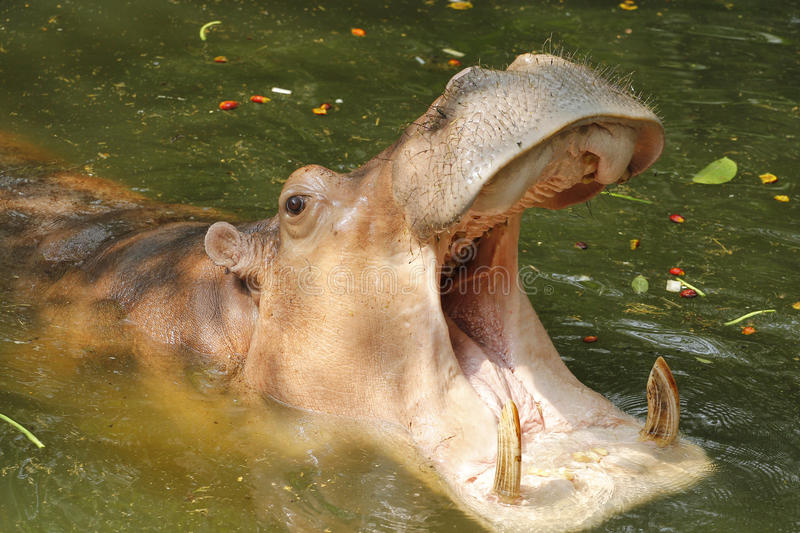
left=1, top=1, right=798, bottom=531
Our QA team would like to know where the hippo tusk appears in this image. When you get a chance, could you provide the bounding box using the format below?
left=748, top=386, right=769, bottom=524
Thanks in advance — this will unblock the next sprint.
left=493, top=399, right=522, bottom=503
left=640, top=356, right=680, bottom=446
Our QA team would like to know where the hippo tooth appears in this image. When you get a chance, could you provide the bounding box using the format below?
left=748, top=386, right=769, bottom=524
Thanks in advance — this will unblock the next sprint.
left=639, top=356, right=680, bottom=446
left=492, top=399, right=522, bottom=503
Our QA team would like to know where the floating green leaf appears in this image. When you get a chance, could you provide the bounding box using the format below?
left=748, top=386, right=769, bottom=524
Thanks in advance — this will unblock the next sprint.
left=631, top=274, right=649, bottom=294
left=692, top=156, right=737, bottom=184
left=695, top=357, right=713, bottom=364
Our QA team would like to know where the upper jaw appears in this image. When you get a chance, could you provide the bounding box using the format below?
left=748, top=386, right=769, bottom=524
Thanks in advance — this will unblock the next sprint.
left=390, top=52, right=664, bottom=240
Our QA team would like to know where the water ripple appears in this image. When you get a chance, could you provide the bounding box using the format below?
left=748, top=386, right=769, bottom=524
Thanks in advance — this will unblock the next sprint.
left=613, top=318, right=731, bottom=359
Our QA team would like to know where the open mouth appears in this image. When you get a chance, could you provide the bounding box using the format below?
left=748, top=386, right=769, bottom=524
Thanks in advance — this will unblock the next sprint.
left=384, top=54, right=710, bottom=525
left=436, top=120, right=640, bottom=433
left=429, top=120, right=682, bottom=505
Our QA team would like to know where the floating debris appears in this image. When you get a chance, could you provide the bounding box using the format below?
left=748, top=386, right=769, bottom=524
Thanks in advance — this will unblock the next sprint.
left=759, top=172, right=778, bottom=184
left=311, top=102, right=332, bottom=115
left=600, top=191, right=654, bottom=204
left=741, top=326, right=756, bottom=335
left=414, top=56, right=426, bottom=65
left=199, top=21, right=222, bottom=41
left=271, top=87, right=292, bottom=95
left=448, top=58, right=462, bottom=67
left=680, top=289, right=698, bottom=298
left=723, top=309, right=776, bottom=326
left=351, top=28, right=366, bottom=37
left=0, top=413, right=44, bottom=449
left=665, top=280, right=682, bottom=293
left=630, top=238, right=640, bottom=250
left=774, top=195, right=790, bottom=202
left=631, top=274, right=649, bottom=294
left=442, top=47, right=466, bottom=58
left=574, top=241, right=588, bottom=250
left=447, top=2, right=474, bottom=10
left=675, top=277, right=706, bottom=297
left=213, top=56, right=228, bottom=63
left=692, top=156, right=737, bottom=184
left=619, top=0, right=638, bottom=10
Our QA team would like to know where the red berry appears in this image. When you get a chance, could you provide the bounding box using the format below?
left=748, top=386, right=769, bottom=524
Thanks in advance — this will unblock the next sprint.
left=679, top=289, right=697, bottom=298
left=250, top=95, right=269, bottom=104
left=218, top=100, right=239, bottom=110
left=575, top=241, right=588, bottom=250
left=741, top=326, right=756, bottom=335
left=669, top=267, right=685, bottom=276
left=582, top=335, right=598, bottom=343
left=669, top=214, right=685, bottom=223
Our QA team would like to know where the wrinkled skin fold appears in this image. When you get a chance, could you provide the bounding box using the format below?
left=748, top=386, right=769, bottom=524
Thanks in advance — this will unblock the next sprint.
left=0, top=53, right=710, bottom=531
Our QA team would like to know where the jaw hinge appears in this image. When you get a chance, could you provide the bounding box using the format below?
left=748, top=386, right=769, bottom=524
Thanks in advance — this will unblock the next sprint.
left=640, top=356, right=680, bottom=446
left=493, top=399, right=522, bottom=503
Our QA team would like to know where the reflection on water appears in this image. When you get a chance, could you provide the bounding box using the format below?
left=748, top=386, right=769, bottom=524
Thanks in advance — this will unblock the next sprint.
left=1, top=0, right=799, bottom=531
left=0, top=332, right=475, bottom=531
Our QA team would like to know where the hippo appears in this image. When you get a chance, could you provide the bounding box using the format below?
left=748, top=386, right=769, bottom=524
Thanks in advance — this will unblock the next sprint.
left=0, top=53, right=710, bottom=531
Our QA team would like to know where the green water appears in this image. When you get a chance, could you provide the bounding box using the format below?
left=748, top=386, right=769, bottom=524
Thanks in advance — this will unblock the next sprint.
left=1, top=0, right=798, bottom=531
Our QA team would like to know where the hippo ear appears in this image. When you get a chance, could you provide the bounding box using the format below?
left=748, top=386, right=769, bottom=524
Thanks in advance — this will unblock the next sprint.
left=204, top=222, right=256, bottom=277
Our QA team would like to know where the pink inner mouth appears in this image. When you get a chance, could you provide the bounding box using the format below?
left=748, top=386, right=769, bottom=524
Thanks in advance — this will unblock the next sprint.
left=440, top=219, right=546, bottom=441
left=446, top=312, right=544, bottom=435
left=437, top=159, right=615, bottom=439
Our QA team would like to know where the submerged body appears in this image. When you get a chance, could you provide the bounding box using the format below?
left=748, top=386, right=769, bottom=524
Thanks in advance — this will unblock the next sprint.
left=0, top=54, right=710, bottom=531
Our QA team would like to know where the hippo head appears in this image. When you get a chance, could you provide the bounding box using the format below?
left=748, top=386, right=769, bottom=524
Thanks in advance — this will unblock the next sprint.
left=204, top=54, right=709, bottom=530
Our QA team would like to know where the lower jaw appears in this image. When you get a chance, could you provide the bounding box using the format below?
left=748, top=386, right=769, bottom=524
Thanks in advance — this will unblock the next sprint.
left=420, top=358, right=710, bottom=532
left=427, top=215, right=711, bottom=520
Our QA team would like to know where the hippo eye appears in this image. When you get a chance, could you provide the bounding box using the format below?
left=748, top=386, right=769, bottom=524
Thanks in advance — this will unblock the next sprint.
left=285, top=195, right=306, bottom=216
